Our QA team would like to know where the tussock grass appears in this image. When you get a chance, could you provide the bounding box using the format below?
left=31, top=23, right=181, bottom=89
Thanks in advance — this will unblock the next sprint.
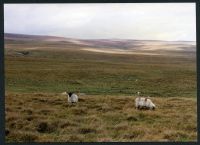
left=5, top=93, right=197, bottom=142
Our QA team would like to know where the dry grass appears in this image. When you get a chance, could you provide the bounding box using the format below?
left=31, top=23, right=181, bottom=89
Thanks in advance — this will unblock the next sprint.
left=5, top=93, right=197, bottom=142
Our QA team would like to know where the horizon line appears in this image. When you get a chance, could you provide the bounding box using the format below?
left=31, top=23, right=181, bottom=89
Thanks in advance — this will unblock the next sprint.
left=4, top=32, right=196, bottom=42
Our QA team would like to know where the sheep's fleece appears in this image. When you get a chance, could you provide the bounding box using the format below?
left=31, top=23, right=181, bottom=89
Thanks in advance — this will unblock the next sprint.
left=68, top=93, right=78, bottom=103
left=135, top=97, right=155, bottom=110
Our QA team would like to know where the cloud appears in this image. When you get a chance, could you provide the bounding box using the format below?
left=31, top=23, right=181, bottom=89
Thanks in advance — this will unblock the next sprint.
left=4, top=3, right=196, bottom=41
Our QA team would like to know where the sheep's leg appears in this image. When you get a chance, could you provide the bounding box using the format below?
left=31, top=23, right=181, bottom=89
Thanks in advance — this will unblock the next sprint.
left=71, top=102, right=77, bottom=106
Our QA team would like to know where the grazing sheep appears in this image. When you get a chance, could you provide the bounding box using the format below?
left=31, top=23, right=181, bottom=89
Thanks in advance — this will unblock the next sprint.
left=67, top=92, right=79, bottom=103
left=61, top=91, right=79, bottom=103
left=135, top=92, right=155, bottom=110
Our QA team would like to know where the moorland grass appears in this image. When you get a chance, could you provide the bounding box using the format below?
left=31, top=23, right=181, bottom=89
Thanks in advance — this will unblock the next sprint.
left=5, top=40, right=197, bottom=142
left=5, top=52, right=196, bottom=97
left=5, top=93, right=197, bottom=142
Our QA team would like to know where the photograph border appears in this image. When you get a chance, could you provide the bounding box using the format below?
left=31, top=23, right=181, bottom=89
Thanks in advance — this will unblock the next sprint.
left=0, top=0, right=199, bottom=145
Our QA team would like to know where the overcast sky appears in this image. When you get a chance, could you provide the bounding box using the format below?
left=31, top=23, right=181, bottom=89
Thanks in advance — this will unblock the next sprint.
left=4, top=3, right=196, bottom=41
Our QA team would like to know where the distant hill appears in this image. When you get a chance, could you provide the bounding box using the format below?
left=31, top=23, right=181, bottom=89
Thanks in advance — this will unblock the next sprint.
left=4, top=33, right=69, bottom=41
left=4, top=33, right=196, bottom=56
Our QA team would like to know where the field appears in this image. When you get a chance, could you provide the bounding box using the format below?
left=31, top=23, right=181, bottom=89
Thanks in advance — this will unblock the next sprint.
left=5, top=93, right=197, bottom=142
left=5, top=34, right=197, bottom=142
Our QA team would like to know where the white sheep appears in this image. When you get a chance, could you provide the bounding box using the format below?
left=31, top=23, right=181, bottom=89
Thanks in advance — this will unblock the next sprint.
left=135, top=92, right=155, bottom=110
left=61, top=92, right=78, bottom=103
left=67, top=92, right=78, bottom=103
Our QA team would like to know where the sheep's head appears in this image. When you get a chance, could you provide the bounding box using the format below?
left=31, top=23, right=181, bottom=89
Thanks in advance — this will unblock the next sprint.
left=67, top=92, right=73, bottom=97
left=150, top=103, right=156, bottom=110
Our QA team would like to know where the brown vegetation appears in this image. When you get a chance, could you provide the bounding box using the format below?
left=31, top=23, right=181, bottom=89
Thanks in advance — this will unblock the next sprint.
left=5, top=93, right=197, bottom=142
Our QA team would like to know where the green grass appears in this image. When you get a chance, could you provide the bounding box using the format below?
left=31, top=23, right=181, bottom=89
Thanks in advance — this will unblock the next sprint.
left=5, top=53, right=196, bottom=97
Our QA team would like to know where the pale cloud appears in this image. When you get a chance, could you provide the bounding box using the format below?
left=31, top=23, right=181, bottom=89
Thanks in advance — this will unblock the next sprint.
left=4, top=3, right=196, bottom=41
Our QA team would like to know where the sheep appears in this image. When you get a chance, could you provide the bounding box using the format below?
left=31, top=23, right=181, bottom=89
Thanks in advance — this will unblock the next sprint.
left=61, top=91, right=78, bottom=103
left=135, top=92, right=156, bottom=110
left=67, top=92, right=78, bottom=103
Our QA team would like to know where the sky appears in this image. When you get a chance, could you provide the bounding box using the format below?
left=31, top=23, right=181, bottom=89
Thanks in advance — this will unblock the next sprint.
left=4, top=3, right=196, bottom=41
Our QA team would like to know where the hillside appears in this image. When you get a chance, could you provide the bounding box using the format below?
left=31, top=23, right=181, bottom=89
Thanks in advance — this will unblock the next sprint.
left=4, top=33, right=196, bottom=57
left=4, top=33, right=197, bottom=142
left=4, top=33, right=196, bottom=97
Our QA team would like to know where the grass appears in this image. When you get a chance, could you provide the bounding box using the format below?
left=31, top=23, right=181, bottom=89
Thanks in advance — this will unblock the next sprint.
left=5, top=50, right=196, bottom=97
left=5, top=93, right=197, bottom=142
left=5, top=40, right=197, bottom=142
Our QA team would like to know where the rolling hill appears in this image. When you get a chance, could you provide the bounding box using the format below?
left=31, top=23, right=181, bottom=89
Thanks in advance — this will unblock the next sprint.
left=4, top=33, right=196, bottom=57
left=4, top=33, right=197, bottom=142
